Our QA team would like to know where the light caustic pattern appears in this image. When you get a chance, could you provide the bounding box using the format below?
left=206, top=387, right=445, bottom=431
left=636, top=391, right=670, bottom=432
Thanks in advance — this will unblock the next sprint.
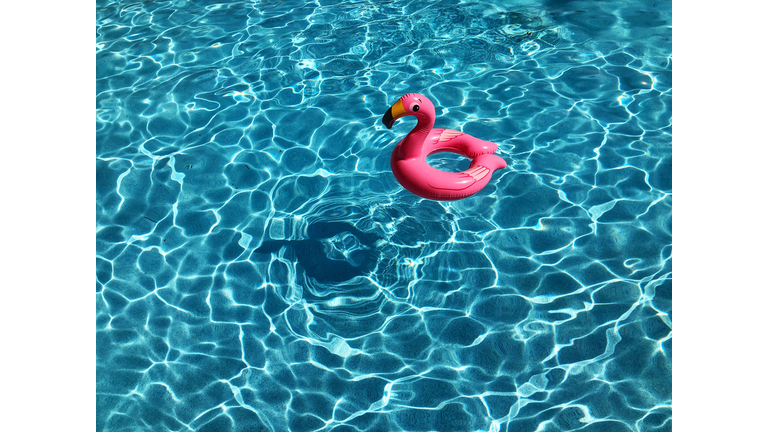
left=97, top=0, right=671, bottom=431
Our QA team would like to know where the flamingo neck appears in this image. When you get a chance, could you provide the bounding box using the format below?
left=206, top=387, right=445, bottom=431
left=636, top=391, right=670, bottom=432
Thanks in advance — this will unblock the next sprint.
left=397, top=117, right=434, bottom=160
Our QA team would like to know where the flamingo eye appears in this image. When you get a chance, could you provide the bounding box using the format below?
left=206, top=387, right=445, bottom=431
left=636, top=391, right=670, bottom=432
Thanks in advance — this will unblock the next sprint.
left=410, top=103, right=420, bottom=112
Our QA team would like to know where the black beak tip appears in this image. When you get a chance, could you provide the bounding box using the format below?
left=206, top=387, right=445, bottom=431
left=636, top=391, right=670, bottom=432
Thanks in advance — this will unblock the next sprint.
left=382, top=108, right=394, bottom=129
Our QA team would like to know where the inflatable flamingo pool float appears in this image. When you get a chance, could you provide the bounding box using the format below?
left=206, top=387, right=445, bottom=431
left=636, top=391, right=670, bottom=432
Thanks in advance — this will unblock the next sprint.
left=382, top=93, right=508, bottom=201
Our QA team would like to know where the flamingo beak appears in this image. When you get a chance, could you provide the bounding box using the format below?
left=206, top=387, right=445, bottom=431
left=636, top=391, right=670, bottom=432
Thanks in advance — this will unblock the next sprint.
left=382, top=99, right=406, bottom=129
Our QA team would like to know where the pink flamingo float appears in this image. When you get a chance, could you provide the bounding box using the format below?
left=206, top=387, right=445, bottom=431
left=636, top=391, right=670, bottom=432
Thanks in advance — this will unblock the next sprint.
left=382, top=93, right=508, bottom=201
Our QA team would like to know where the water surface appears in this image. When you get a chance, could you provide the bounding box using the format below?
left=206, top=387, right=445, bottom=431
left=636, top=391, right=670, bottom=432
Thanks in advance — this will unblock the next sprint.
left=96, top=0, right=672, bottom=430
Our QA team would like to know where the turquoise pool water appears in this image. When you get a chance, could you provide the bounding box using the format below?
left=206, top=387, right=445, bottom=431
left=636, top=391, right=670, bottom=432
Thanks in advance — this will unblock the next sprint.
left=96, top=0, right=672, bottom=430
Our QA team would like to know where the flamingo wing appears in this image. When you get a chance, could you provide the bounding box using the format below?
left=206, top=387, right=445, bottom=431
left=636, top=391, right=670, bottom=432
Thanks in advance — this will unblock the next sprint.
left=464, top=165, right=491, bottom=181
left=436, top=129, right=465, bottom=143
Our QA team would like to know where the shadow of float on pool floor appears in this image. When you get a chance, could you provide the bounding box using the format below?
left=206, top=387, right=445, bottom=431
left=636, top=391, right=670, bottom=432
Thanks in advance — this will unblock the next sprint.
left=251, top=221, right=382, bottom=284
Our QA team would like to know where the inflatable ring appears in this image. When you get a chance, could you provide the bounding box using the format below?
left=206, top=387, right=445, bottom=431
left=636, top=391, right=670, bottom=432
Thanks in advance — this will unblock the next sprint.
left=382, top=93, right=508, bottom=201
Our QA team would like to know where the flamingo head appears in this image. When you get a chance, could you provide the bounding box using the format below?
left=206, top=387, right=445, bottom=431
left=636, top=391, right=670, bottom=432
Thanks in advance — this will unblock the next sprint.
left=382, top=93, right=435, bottom=129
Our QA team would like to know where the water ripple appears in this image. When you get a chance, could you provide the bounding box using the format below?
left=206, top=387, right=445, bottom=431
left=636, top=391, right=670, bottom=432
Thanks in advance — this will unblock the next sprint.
left=97, top=0, right=672, bottom=431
